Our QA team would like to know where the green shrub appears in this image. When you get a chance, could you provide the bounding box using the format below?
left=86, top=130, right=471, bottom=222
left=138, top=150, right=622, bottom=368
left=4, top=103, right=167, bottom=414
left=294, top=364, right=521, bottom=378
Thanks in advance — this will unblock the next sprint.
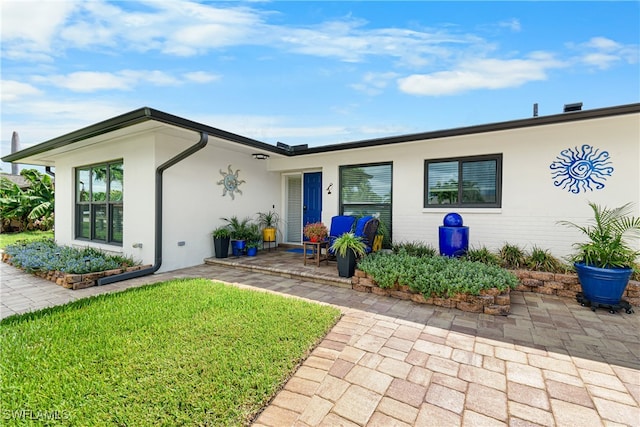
left=464, top=246, right=502, bottom=266
left=0, top=169, right=54, bottom=232
left=358, top=252, right=518, bottom=298
left=526, top=246, right=568, bottom=273
left=4, top=239, right=138, bottom=274
left=499, top=243, right=527, bottom=269
left=392, top=241, right=437, bottom=258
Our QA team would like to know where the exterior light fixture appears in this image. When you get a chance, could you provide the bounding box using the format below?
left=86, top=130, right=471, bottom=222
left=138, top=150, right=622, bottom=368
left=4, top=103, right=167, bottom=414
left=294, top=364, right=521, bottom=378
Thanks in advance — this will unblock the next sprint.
left=252, top=153, right=270, bottom=160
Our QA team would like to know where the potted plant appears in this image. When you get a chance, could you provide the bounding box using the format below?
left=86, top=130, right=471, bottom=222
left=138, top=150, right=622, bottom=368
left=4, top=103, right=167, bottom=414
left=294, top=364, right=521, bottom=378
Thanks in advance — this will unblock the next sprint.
left=212, top=226, right=231, bottom=259
left=257, top=210, right=280, bottom=243
left=246, top=223, right=262, bottom=256
left=330, top=232, right=367, bottom=277
left=303, top=222, right=328, bottom=242
left=222, top=216, right=253, bottom=256
left=559, top=202, right=640, bottom=310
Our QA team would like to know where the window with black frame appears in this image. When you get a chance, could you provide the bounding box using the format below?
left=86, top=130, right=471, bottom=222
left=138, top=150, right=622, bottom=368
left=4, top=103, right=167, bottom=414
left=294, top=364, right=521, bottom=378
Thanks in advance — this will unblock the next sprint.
left=75, top=161, right=123, bottom=244
left=424, top=154, right=501, bottom=208
left=339, top=162, right=392, bottom=246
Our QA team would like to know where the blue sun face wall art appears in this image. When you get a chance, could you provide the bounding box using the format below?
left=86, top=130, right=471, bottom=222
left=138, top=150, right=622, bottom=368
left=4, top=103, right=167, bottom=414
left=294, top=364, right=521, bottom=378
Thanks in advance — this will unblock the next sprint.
left=550, top=144, right=614, bottom=194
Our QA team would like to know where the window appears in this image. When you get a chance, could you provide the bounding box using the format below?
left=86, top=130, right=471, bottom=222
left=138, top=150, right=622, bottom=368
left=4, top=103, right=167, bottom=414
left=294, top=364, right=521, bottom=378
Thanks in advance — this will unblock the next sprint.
left=75, top=161, right=123, bottom=244
left=424, top=154, right=501, bottom=208
left=339, top=162, right=392, bottom=245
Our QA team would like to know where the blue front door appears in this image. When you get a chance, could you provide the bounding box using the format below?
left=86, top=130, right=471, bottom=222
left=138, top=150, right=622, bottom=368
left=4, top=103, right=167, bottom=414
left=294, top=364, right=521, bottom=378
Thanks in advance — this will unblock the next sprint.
left=303, top=172, right=322, bottom=233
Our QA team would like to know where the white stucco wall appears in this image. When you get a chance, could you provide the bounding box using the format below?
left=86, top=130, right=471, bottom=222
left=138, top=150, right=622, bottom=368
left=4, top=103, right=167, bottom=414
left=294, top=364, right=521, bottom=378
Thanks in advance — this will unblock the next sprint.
left=51, top=131, right=157, bottom=264
left=269, top=113, right=640, bottom=260
left=43, top=109, right=639, bottom=273
left=158, top=133, right=281, bottom=272
left=49, top=125, right=281, bottom=273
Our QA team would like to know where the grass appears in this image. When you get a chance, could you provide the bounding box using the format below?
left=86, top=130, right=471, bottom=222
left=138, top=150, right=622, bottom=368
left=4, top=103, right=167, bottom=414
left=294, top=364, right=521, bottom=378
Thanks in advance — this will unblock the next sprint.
left=0, top=230, right=54, bottom=249
left=0, top=279, right=341, bottom=426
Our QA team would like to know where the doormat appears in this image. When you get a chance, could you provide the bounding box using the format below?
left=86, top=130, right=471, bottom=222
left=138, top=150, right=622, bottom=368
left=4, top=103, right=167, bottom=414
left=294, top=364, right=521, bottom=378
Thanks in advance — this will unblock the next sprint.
left=286, top=248, right=313, bottom=254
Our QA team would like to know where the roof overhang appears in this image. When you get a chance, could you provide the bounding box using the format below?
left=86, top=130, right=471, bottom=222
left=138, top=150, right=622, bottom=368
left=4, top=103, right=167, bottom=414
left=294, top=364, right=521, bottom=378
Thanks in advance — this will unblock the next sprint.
left=2, top=107, right=291, bottom=166
left=4, top=103, right=639, bottom=166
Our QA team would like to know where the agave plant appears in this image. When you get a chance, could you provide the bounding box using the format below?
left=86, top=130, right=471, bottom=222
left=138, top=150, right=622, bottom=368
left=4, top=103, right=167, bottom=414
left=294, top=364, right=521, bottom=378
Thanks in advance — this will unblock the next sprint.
left=559, top=202, right=640, bottom=269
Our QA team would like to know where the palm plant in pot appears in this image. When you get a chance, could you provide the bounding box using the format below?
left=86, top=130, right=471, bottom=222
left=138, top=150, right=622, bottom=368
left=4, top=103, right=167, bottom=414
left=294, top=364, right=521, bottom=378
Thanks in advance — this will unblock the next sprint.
left=246, top=223, right=262, bottom=256
left=222, top=216, right=253, bottom=256
left=559, top=202, right=640, bottom=311
left=212, top=225, right=231, bottom=258
left=330, top=232, right=367, bottom=278
left=256, top=210, right=280, bottom=243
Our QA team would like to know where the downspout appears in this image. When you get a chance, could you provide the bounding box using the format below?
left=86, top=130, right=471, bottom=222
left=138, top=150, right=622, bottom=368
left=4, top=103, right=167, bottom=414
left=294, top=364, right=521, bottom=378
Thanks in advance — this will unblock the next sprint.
left=45, top=166, right=55, bottom=177
left=97, top=131, right=209, bottom=285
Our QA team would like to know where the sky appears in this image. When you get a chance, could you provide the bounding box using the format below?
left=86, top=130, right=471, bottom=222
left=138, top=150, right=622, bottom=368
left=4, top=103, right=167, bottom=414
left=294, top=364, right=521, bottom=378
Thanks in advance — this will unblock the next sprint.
left=1, top=1, right=639, bottom=172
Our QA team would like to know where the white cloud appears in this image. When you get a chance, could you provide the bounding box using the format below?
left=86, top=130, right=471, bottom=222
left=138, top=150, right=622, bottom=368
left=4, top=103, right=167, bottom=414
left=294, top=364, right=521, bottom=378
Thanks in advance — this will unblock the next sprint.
left=398, top=54, right=566, bottom=96
left=35, top=71, right=133, bottom=92
left=31, top=70, right=197, bottom=92
left=183, top=72, right=221, bottom=83
left=0, top=80, right=42, bottom=102
left=280, top=20, right=479, bottom=66
left=572, top=37, right=639, bottom=70
left=498, top=18, right=521, bottom=32
left=351, top=72, right=399, bottom=96
left=1, top=1, right=482, bottom=68
left=1, top=0, right=79, bottom=53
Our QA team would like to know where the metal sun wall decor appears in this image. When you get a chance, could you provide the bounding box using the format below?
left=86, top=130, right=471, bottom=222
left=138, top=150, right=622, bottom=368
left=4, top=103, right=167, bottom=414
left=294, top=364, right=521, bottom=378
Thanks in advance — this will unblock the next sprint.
left=550, top=144, right=614, bottom=194
left=217, top=165, right=245, bottom=200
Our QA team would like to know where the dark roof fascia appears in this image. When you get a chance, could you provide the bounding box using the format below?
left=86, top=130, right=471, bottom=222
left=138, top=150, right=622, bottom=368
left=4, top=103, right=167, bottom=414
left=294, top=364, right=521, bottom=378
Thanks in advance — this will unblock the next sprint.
left=291, top=103, right=640, bottom=156
left=2, top=107, right=291, bottom=163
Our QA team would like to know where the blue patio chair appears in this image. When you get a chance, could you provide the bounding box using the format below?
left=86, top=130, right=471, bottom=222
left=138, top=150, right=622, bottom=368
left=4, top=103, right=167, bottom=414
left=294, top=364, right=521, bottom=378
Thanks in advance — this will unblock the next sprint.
left=328, top=215, right=356, bottom=256
left=354, top=216, right=380, bottom=254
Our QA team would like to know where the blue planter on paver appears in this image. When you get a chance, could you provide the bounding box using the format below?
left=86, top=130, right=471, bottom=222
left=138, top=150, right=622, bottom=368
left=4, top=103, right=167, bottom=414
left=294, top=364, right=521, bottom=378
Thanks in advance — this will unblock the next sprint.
left=574, top=262, right=632, bottom=306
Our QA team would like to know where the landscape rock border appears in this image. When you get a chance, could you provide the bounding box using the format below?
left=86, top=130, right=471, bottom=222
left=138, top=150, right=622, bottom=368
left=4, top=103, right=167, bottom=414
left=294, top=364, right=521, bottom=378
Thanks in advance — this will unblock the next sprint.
left=352, top=268, right=640, bottom=315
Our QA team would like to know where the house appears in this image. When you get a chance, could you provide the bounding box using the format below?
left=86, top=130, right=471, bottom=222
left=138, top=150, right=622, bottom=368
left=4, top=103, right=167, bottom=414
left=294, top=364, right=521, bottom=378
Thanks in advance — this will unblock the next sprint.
left=3, top=104, right=639, bottom=283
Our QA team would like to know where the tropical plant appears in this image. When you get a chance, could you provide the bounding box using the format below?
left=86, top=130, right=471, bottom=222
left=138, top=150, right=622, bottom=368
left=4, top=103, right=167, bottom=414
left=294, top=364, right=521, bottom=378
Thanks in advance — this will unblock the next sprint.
left=246, top=223, right=262, bottom=246
left=0, top=169, right=54, bottom=232
left=558, top=202, right=640, bottom=268
left=256, top=210, right=280, bottom=229
left=212, top=226, right=231, bottom=239
left=303, top=222, right=328, bottom=241
left=329, top=232, right=366, bottom=258
left=221, top=216, right=253, bottom=240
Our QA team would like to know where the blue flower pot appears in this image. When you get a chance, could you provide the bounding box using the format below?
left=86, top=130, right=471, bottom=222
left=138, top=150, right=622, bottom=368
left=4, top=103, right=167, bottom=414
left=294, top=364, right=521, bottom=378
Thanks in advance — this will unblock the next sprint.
left=247, top=247, right=258, bottom=257
left=574, top=262, right=632, bottom=306
left=232, top=240, right=246, bottom=256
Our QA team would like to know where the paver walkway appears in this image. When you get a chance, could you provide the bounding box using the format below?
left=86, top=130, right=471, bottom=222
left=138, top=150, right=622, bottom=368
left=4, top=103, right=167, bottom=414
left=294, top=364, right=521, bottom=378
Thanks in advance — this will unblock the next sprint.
left=1, top=260, right=639, bottom=426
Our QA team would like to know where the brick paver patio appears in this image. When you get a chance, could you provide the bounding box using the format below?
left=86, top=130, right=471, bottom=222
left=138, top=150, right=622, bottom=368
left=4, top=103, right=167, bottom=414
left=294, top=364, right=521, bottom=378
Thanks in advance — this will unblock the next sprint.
left=1, top=254, right=638, bottom=426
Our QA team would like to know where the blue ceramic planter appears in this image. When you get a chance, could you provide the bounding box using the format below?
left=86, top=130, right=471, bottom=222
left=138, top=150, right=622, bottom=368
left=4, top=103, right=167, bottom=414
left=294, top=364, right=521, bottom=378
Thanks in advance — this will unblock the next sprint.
left=574, top=262, right=632, bottom=306
left=232, top=240, right=246, bottom=256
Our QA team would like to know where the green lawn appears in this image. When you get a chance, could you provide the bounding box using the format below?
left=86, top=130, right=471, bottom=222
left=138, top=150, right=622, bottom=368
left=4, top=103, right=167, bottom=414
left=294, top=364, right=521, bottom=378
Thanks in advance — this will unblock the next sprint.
left=0, top=230, right=54, bottom=249
left=0, top=279, right=341, bottom=426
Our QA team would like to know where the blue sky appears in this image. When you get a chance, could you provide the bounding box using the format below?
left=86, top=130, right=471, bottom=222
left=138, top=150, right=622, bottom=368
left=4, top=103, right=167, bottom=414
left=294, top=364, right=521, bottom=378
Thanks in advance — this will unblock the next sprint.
left=1, top=1, right=639, bottom=172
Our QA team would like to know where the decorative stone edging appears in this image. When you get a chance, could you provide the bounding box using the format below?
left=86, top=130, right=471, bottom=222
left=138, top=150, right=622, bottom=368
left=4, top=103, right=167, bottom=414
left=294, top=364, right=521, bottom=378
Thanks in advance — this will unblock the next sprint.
left=351, top=270, right=511, bottom=315
left=351, top=268, right=640, bottom=314
left=511, top=269, right=640, bottom=307
left=2, top=253, right=150, bottom=290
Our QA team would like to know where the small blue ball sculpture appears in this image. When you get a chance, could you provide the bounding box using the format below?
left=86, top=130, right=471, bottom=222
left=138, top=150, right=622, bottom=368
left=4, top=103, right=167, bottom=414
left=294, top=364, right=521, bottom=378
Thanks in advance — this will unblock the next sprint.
left=443, top=212, right=463, bottom=227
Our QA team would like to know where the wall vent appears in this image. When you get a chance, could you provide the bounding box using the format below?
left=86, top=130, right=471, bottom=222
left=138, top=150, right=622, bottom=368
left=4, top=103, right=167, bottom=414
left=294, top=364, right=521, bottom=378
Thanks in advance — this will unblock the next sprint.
left=563, top=102, right=583, bottom=113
